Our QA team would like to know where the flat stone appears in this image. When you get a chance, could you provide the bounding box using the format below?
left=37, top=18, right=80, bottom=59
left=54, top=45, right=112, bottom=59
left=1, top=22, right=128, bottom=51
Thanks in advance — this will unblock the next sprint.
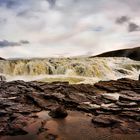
left=77, top=102, right=100, bottom=112
left=68, top=93, right=89, bottom=103
left=51, top=92, right=65, bottom=99
left=120, top=91, right=139, bottom=97
left=94, top=83, right=119, bottom=92
left=92, top=115, right=120, bottom=127
left=119, top=95, right=140, bottom=103
left=122, top=108, right=140, bottom=113
left=116, top=101, right=138, bottom=108
left=120, top=111, right=140, bottom=121
left=101, top=105, right=122, bottom=114
left=102, top=93, right=120, bottom=102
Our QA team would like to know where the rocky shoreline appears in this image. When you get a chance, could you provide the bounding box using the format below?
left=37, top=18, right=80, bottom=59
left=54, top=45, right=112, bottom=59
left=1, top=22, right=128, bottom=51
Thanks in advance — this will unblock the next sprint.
left=0, top=78, right=140, bottom=139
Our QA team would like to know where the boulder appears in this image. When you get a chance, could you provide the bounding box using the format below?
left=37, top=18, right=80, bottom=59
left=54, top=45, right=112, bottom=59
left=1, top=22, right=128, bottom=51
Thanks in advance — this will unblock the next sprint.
left=49, top=106, right=68, bottom=118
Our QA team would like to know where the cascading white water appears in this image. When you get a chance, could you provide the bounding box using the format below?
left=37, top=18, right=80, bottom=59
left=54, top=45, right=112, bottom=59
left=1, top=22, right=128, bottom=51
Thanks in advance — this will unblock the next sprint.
left=0, top=57, right=140, bottom=84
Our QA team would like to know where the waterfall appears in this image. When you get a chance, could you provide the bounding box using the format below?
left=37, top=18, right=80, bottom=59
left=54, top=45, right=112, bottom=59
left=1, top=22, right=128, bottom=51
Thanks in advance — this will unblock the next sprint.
left=0, top=57, right=140, bottom=84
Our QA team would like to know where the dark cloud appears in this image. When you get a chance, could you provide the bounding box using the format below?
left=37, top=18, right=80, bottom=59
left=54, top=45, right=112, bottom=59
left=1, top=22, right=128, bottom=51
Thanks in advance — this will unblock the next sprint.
left=0, top=40, right=29, bottom=47
left=0, top=0, right=19, bottom=8
left=20, top=40, right=30, bottom=44
left=115, top=16, right=140, bottom=32
left=17, top=10, right=29, bottom=17
left=116, top=16, right=129, bottom=24
left=128, top=22, right=140, bottom=32
left=0, top=40, right=20, bottom=47
left=47, top=0, right=56, bottom=8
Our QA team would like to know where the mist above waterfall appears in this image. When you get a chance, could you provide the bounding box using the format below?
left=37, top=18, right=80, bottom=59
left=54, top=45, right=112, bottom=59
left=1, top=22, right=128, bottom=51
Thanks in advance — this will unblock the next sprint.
left=0, top=0, right=140, bottom=58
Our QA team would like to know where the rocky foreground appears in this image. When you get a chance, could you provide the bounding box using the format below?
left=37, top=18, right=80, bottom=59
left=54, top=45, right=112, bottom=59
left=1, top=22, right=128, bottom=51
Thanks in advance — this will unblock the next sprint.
left=0, top=78, right=140, bottom=139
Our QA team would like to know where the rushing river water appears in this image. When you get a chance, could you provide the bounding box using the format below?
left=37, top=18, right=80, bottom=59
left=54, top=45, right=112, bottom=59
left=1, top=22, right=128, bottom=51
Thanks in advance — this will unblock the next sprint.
left=0, top=57, right=140, bottom=84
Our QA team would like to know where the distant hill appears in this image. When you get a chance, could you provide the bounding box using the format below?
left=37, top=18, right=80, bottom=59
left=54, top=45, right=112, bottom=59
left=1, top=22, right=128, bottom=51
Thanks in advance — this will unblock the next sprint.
left=92, top=47, right=140, bottom=61
left=0, top=57, right=5, bottom=60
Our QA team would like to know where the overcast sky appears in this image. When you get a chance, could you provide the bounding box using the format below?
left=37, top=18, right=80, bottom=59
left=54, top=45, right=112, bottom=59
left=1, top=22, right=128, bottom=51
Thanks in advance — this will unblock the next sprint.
left=0, top=0, right=140, bottom=58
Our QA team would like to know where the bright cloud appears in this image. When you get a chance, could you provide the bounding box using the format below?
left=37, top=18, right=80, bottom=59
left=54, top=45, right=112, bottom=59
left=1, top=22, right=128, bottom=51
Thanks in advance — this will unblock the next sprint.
left=0, top=0, right=140, bottom=58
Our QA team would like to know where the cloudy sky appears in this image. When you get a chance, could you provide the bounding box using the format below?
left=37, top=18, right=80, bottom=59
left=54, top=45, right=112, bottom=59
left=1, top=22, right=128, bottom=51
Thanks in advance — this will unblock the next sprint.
left=0, top=0, right=140, bottom=58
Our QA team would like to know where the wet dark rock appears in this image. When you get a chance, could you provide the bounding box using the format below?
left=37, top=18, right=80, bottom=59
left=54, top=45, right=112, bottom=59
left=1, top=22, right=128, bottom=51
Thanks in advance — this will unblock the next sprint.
left=0, top=110, right=7, bottom=116
left=120, top=90, right=139, bottom=97
left=116, top=101, right=138, bottom=108
left=68, top=92, right=90, bottom=104
left=26, top=92, right=48, bottom=109
left=43, top=92, right=65, bottom=102
left=94, top=82, right=119, bottom=92
left=116, top=69, right=129, bottom=74
left=49, top=106, right=68, bottom=118
left=119, top=95, right=140, bottom=103
left=4, top=124, right=28, bottom=136
left=100, top=106, right=122, bottom=114
left=122, top=108, right=140, bottom=113
left=77, top=102, right=100, bottom=112
left=0, top=78, right=140, bottom=136
left=120, top=112, right=140, bottom=121
left=62, top=98, right=79, bottom=108
left=102, top=94, right=118, bottom=102
left=0, top=75, right=6, bottom=81
left=51, top=92, right=65, bottom=99
left=92, top=115, right=121, bottom=127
